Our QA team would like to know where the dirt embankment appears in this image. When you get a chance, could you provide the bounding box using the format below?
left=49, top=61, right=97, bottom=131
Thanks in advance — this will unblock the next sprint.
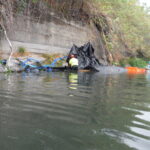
left=0, top=0, right=131, bottom=64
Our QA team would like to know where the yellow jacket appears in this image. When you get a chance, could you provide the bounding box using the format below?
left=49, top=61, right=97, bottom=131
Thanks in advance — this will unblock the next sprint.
left=69, top=58, right=78, bottom=67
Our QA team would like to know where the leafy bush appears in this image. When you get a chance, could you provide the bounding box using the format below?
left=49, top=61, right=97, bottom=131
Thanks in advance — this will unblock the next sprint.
left=128, top=58, right=147, bottom=68
left=94, top=0, right=150, bottom=57
left=119, top=57, right=147, bottom=68
left=18, top=47, right=26, bottom=54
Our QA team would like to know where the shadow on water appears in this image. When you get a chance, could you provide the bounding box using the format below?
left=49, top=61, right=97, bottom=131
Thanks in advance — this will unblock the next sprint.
left=0, top=71, right=150, bottom=150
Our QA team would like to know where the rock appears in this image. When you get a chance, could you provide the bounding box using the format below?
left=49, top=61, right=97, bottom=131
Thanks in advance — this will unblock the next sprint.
left=0, top=64, right=7, bottom=73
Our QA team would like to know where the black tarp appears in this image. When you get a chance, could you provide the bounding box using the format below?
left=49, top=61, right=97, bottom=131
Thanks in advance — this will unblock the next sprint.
left=66, top=42, right=101, bottom=71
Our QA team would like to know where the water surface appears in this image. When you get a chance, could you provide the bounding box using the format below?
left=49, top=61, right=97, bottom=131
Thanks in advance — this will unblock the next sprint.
left=0, top=71, right=150, bottom=150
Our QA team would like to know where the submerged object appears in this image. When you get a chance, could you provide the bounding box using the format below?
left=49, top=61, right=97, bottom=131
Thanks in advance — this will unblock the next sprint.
left=97, top=66, right=126, bottom=74
left=51, top=66, right=127, bottom=74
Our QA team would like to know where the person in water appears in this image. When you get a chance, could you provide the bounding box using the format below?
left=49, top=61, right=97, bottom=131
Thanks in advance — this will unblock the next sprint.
left=68, top=54, right=78, bottom=70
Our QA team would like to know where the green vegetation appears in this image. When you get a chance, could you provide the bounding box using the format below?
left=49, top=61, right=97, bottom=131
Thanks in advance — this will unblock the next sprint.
left=119, top=57, right=147, bottom=68
left=93, top=0, right=150, bottom=58
left=18, top=47, right=26, bottom=54
left=128, top=58, right=147, bottom=68
left=119, top=59, right=129, bottom=67
left=1, top=0, right=150, bottom=64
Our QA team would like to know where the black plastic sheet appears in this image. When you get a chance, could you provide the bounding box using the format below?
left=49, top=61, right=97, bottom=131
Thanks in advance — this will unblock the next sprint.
left=67, top=42, right=101, bottom=71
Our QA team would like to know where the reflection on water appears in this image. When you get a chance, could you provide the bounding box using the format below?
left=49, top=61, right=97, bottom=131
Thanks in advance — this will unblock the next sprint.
left=0, top=71, right=150, bottom=150
left=68, top=73, right=78, bottom=90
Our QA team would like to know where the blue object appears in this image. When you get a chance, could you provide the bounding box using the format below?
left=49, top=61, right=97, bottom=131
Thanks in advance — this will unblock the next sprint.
left=0, top=59, right=7, bottom=65
left=18, top=56, right=67, bottom=72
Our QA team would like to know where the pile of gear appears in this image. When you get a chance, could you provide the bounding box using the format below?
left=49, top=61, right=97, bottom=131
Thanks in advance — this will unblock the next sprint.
left=0, top=42, right=101, bottom=73
left=67, top=42, right=101, bottom=71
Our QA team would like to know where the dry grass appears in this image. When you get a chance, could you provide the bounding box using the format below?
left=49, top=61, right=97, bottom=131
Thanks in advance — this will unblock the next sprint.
left=42, top=53, right=66, bottom=66
left=0, top=51, right=3, bottom=59
left=12, top=51, right=30, bottom=57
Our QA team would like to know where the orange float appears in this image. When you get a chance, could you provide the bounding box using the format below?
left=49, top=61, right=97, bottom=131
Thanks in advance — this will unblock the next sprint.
left=125, top=67, right=146, bottom=74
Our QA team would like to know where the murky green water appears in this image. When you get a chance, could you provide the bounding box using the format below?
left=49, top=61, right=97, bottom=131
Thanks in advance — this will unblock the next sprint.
left=0, top=71, right=150, bottom=150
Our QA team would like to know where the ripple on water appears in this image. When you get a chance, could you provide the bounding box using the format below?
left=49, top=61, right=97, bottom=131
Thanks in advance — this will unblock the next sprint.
left=0, top=72, right=150, bottom=150
left=101, top=128, right=150, bottom=150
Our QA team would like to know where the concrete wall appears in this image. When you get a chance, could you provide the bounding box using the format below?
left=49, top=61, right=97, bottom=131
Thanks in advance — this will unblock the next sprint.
left=0, top=15, right=108, bottom=64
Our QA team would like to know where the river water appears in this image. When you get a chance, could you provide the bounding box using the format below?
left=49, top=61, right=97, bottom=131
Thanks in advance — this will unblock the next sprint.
left=0, top=71, right=150, bottom=150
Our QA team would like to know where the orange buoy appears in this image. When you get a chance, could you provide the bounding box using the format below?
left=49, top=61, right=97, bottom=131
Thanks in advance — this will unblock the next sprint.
left=125, top=67, right=146, bottom=74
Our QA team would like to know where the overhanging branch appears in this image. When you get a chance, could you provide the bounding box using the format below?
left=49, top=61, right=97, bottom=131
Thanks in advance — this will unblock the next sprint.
left=0, top=23, right=13, bottom=70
